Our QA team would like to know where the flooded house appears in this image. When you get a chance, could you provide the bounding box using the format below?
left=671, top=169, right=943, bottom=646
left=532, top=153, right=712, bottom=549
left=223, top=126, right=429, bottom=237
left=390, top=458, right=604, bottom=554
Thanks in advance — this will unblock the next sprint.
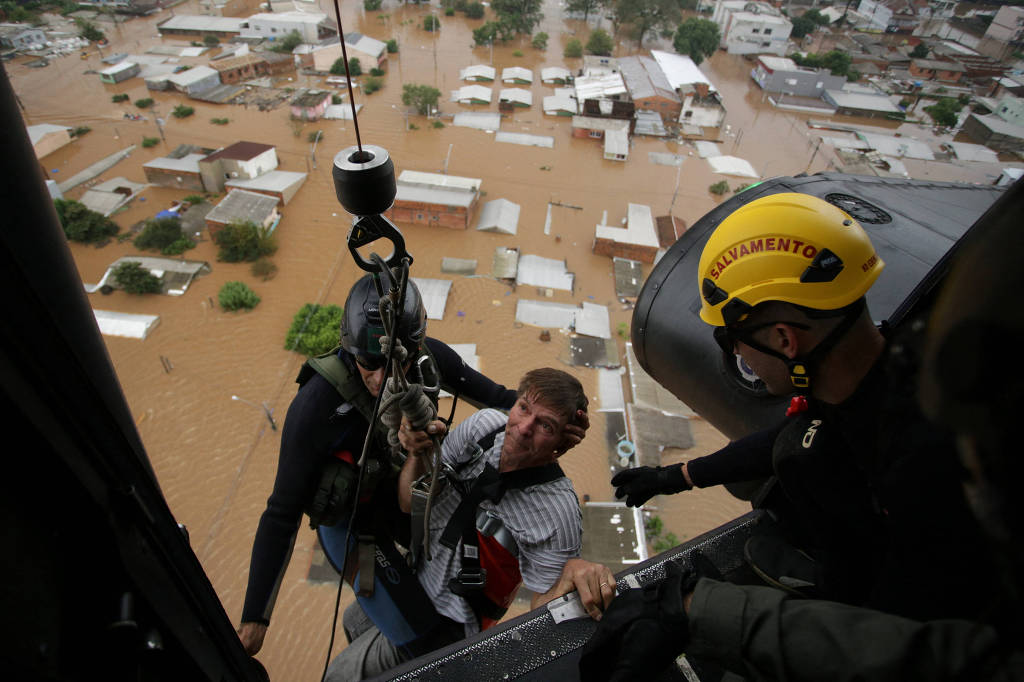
left=225, top=170, right=308, bottom=206
left=454, top=84, right=492, bottom=105
left=651, top=50, right=726, bottom=130
left=99, top=61, right=141, bottom=84
left=143, top=153, right=207, bottom=192
left=199, top=141, right=278, bottom=192
left=908, top=58, right=966, bottom=84
left=27, top=123, right=72, bottom=159
left=541, top=66, right=571, bottom=85
left=751, top=56, right=846, bottom=96
left=387, top=170, right=481, bottom=230
left=204, top=189, right=280, bottom=238
left=460, top=64, right=495, bottom=82
left=312, top=32, right=386, bottom=73
left=166, top=65, right=222, bottom=96
left=475, top=198, right=520, bottom=235
left=543, top=88, right=577, bottom=116
left=0, top=23, right=46, bottom=51
left=498, top=88, right=532, bottom=108
left=823, top=87, right=903, bottom=118
left=155, top=15, right=245, bottom=40
left=240, top=11, right=337, bottom=44
left=618, top=55, right=682, bottom=124
left=962, top=113, right=1024, bottom=152
left=211, top=54, right=272, bottom=84
left=501, top=66, right=533, bottom=85
left=711, top=0, right=792, bottom=56
left=593, top=204, right=660, bottom=263
left=289, top=89, right=331, bottom=120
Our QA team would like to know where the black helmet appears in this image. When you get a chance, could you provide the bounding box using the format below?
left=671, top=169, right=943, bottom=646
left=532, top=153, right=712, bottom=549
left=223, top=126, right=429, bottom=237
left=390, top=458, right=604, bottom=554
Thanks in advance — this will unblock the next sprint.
left=340, top=274, right=427, bottom=361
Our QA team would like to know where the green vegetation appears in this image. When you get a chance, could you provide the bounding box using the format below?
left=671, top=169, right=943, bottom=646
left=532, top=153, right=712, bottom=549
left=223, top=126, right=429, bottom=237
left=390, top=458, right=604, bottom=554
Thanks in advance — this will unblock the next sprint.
left=135, top=98, right=154, bottom=109
left=791, top=15, right=816, bottom=39
left=364, top=76, right=384, bottom=94
left=673, top=17, right=720, bottom=65
left=348, top=57, right=363, bottom=76
left=213, top=220, right=277, bottom=262
left=70, top=126, right=90, bottom=137
left=364, top=0, right=382, bottom=9
left=113, top=262, right=162, bottom=294
left=645, top=515, right=681, bottom=553
left=492, top=0, right=543, bottom=35
left=803, top=8, right=830, bottom=26
left=734, top=183, right=752, bottom=194
left=329, top=58, right=347, bottom=76
left=203, top=35, right=220, bottom=47
left=332, top=94, right=343, bottom=105
left=172, top=104, right=195, bottom=118
left=111, top=93, right=130, bottom=103
left=615, top=0, right=681, bottom=48
left=218, top=281, right=260, bottom=311
left=564, top=38, right=583, bottom=58
left=924, top=96, right=965, bottom=127
left=565, top=0, right=603, bottom=22
left=709, top=180, right=729, bottom=195
left=790, top=50, right=858, bottom=80
left=269, top=30, right=303, bottom=53
left=532, top=31, right=548, bottom=49
left=211, top=117, right=230, bottom=125
left=465, top=2, right=485, bottom=19
left=285, top=303, right=344, bottom=356
left=134, top=216, right=194, bottom=255
left=445, top=6, right=455, bottom=15
left=617, top=322, right=629, bottom=339
left=386, top=39, right=399, bottom=53
left=423, top=14, right=440, bottom=31
left=54, top=199, right=119, bottom=244
left=910, top=43, right=929, bottom=58
left=432, top=120, right=444, bottom=128
left=141, top=136, right=160, bottom=148
left=307, top=130, right=323, bottom=143
left=402, top=84, right=442, bottom=115
left=75, top=18, right=105, bottom=43
left=184, top=195, right=206, bottom=205
left=370, top=67, right=385, bottom=77
left=586, top=28, right=614, bottom=56
left=251, top=258, right=278, bottom=281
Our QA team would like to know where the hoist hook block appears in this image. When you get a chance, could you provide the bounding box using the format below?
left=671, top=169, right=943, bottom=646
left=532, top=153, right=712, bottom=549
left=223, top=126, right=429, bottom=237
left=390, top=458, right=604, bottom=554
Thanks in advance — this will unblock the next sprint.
left=333, top=144, right=396, bottom=217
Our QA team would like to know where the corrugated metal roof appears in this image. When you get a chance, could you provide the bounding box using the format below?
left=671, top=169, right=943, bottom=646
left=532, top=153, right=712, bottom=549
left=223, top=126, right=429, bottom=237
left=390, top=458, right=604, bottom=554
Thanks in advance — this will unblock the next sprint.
left=452, top=112, right=501, bottom=130
left=598, top=368, right=626, bottom=412
left=603, top=128, right=629, bottom=158
left=575, top=302, right=610, bottom=339
left=344, top=31, right=386, bottom=56
left=494, top=132, right=553, bottom=148
left=394, top=185, right=476, bottom=208
left=157, top=15, right=246, bottom=32
left=409, top=277, right=452, bottom=320
left=143, top=153, right=205, bottom=172
left=168, top=65, right=219, bottom=87
left=596, top=203, right=658, bottom=247
left=397, top=170, right=480, bottom=192
left=515, top=299, right=577, bottom=328
left=454, top=85, right=492, bottom=103
left=574, top=73, right=627, bottom=100
left=618, top=55, right=678, bottom=102
left=708, top=155, right=758, bottom=177
left=516, top=254, right=574, bottom=291
left=824, top=89, right=901, bottom=113
left=498, top=88, right=532, bottom=106
left=206, top=190, right=279, bottom=224
left=541, top=66, right=570, bottom=82
left=476, top=198, right=520, bottom=234
left=225, top=170, right=308, bottom=193
left=695, top=140, right=721, bottom=158
left=460, top=64, right=495, bottom=81
left=650, top=50, right=715, bottom=92
left=501, top=66, right=533, bottom=83
left=492, top=247, right=519, bottom=279
left=94, top=310, right=160, bottom=340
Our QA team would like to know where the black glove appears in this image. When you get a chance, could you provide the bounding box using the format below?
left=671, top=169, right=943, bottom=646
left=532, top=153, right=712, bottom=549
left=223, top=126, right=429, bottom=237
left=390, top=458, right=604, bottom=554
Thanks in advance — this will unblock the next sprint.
left=578, top=561, right=696, bottom=682
left=612, top=464, right=692, bottom=507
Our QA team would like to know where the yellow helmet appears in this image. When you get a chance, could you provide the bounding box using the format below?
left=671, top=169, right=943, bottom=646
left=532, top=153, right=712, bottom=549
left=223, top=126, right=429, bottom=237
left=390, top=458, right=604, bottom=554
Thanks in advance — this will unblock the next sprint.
left=698, top=193, right=885, bottom=327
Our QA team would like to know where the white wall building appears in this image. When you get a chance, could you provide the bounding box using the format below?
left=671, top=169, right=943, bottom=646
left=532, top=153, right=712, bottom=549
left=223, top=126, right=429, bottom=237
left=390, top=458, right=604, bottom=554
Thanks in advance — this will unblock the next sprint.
left=241, top=11, right=336, bottom=44
left=712, top=1, right=792, bottom=56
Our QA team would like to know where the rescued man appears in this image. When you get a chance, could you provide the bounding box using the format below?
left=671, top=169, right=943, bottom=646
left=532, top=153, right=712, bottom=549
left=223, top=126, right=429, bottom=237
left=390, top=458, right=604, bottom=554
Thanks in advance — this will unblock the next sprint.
left=326, top=367, right=615, bottom=680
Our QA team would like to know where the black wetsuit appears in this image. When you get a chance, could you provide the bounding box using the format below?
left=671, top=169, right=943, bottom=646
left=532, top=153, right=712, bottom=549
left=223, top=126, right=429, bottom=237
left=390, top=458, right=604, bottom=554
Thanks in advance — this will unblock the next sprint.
left=685, top=342, right=997, bottom=622
left=241, top=337, right=517, bottom=625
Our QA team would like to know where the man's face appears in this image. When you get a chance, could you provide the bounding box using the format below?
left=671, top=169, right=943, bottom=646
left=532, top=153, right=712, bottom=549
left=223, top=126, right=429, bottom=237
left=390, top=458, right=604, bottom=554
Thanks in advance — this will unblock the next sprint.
left=354, top=355, right=388, bottom=397
left=502, top=392, right=568, bottom=468
left=734, top=337, right=791, bottom=396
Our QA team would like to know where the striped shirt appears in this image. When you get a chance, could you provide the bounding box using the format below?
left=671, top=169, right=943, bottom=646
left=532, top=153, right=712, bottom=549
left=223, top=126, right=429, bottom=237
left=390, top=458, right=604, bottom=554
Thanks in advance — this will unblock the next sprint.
left=416, top=409, right=582, bottom=633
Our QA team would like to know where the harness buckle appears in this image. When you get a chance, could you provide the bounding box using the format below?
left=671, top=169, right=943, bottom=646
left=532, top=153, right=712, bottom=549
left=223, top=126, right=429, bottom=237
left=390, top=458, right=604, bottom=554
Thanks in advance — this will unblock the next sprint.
left=455, top=567, right=487, bottom=590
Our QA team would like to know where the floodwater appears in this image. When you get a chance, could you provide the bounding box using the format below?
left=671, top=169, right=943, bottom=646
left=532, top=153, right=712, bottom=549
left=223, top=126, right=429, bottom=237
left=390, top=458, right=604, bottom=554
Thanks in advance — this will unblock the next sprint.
left=7, top=1, right=1003, bottom=678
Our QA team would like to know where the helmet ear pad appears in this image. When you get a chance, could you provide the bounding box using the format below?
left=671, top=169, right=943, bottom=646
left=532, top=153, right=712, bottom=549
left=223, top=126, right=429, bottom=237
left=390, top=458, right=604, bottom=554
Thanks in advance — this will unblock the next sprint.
left=340, top=275, right=427, bottom=358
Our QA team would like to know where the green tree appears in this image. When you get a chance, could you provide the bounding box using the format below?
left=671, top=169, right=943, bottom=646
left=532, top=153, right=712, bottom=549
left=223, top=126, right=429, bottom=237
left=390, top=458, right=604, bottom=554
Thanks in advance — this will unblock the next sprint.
left=910, top=42, right=929, bottom=58
left=364, top=0, right=382, bottom=9
left=75, top=18, right=105, bottom=42
left=465, top=1, right=485, bottom=18
left=285, top=303, right=344, bottom=356
left=134, top=216, right=191, bottom=253
left=566, top=0, right=604, bottom=22
left=791, top=15, right=816, bottom=39
left=113, top=261, right=162, bottom=294
left=491, top=0, right=543, bottom=35
left=423, top=14, right=440, bottom=31
left=402, top=83, right=442, bottom=114
left=709, top=180, right=729, bottom=195
left=364, top=76, right=384, bottom=94
left=54, top=199, right=119, bottom=244
left=614, top=0, right=680, bottom=48
left=219, top=281, right=261, bottom=311
left=112, top=93, right=129, bottom=103
left=213, top=220, right=277, bottom=262
left=586, top=28, right=614, bottom=56
left=532, top=31, right=548, bottom=49
left=141, top=136, right=159, bottom=148
left=330, top=57, right=347, bottom=75
left=269, top=30, right=303, bottom=53
left=135, top=98, right=154, bottom=109
left=673, top=17, right=719, bottom=65
left=924, top=97, right=963, bottom=127
left=172, top=104, right=195, bottom=118
left=203, top=34, right=220, bottom=47
left=386, top=39, right=399, bottom=53
left=803, top=8, right=829, bottom=25
left=251, top=258, right=278, bottom=281
left=565, top=38, right=583, bottom=58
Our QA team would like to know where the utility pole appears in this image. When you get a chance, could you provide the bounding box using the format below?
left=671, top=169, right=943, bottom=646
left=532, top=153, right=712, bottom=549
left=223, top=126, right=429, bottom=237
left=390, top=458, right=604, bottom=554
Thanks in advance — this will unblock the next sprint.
left=443, top=143, right=453, bottom=174
left=231, top=395, right=277, bottom=431
left=804, top=137, right=823, bottom=173
left=668, top=161, right=682, bottom=215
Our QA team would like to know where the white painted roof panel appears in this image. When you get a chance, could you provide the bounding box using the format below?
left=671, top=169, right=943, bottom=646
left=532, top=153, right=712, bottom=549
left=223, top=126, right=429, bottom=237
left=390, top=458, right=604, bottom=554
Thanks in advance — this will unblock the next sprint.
left=409, top=277, right=452, bottom=320
left=516, top=254, right=574, bottom=291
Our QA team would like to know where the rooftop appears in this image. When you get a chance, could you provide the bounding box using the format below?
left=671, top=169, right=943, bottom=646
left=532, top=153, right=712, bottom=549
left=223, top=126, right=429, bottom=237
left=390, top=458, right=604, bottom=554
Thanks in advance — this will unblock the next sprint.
left=651, top=50, right=715, bottom=92
left=203, top=141, right=274, bottom=163
left=205, top=189, right=279, bottom=224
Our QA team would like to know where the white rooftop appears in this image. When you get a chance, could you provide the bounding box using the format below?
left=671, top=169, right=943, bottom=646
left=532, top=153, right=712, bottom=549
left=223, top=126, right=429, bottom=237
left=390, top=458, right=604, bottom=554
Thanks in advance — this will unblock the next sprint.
left=345, top=32, right=386, bottom=56
left=476, top=198, right=520, bottom=235
left=226, top=170, right=308, bottom=192
left=758, top=56, right=799, bottom=71
left=651, top=50, right=715, bottom=92
left=695, top=140, right=721, bottom=158
left=543, top=90, right=577, bottom=114
left=157, top=15, right=245, bottom=32
left=168, top=65, right=219, bottom=87
left=708, top=155, right=759, bottom=177
left=409, top=277, right=452, bottom=320
left=143, top=153, right=205, bottom=173
left=101, top=61, right=137, bottom=75
left=453, top=112, right=502, bottom=130
left=946, top=141, right=999, bottom=164
left=598, top=368, right=626, bottom=412
left=858, top=132, right=935, bottom=160
left=575, top=302, right=611, bottom=339
left=596, top=204, right=658, bottom=247
left=27, top=123, right=71, bottom=144
left=516, top=254, right=574, bottom=291
left=499, top=88, right=532, bottom=106
left=826, top=90, right=901, bottom=114
left=574, top=73, right=627, bottom=100
left=502, top=66, right=533, bottom=83
left=460, top=64, right=495, bottom=81
left=397, top=170, right=480, bottom=192
left=515, top=299, right=578, bottom=329
left=94, top=310, right=160, bottom=340
left=249, top=10, right=326, bottom=24
left=541, top=66, right=570, bottom=82
left=454, top=84, right=493, bottom=103
left=604, top=127, right=629, bottom=158
left=495, top=132, right=554, bottom=148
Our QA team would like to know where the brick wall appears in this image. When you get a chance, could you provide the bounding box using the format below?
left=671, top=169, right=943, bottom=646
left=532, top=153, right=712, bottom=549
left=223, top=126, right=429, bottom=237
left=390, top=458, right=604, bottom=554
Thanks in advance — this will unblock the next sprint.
left=593, top=238, right=658, bottom=264
left=388, top=201, right=471, bottom=229
left=143, top=167, right=205, bottom=192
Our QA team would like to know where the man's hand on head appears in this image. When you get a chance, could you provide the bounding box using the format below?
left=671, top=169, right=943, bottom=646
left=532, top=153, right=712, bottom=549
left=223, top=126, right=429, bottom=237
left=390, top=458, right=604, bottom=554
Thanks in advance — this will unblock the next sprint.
left=555, top=409, right=590, bottom=455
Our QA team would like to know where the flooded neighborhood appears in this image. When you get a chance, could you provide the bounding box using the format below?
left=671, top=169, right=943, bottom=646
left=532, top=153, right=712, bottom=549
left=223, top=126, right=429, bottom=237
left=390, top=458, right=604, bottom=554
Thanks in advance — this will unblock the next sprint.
left=6, top=0, right=1023, bottom=677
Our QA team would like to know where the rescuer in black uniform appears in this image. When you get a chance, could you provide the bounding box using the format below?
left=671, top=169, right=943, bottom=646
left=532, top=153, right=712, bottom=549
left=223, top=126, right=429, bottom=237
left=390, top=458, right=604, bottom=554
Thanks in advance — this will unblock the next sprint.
left=580, top=189, right=1023, bottom=681
left=238, top=275, right=586, bottom=657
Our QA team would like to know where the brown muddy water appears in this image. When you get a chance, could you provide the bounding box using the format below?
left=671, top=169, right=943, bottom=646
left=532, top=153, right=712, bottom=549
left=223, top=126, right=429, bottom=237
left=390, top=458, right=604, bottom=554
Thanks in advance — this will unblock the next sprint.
left=8, top=1, right=1004, bottom=678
